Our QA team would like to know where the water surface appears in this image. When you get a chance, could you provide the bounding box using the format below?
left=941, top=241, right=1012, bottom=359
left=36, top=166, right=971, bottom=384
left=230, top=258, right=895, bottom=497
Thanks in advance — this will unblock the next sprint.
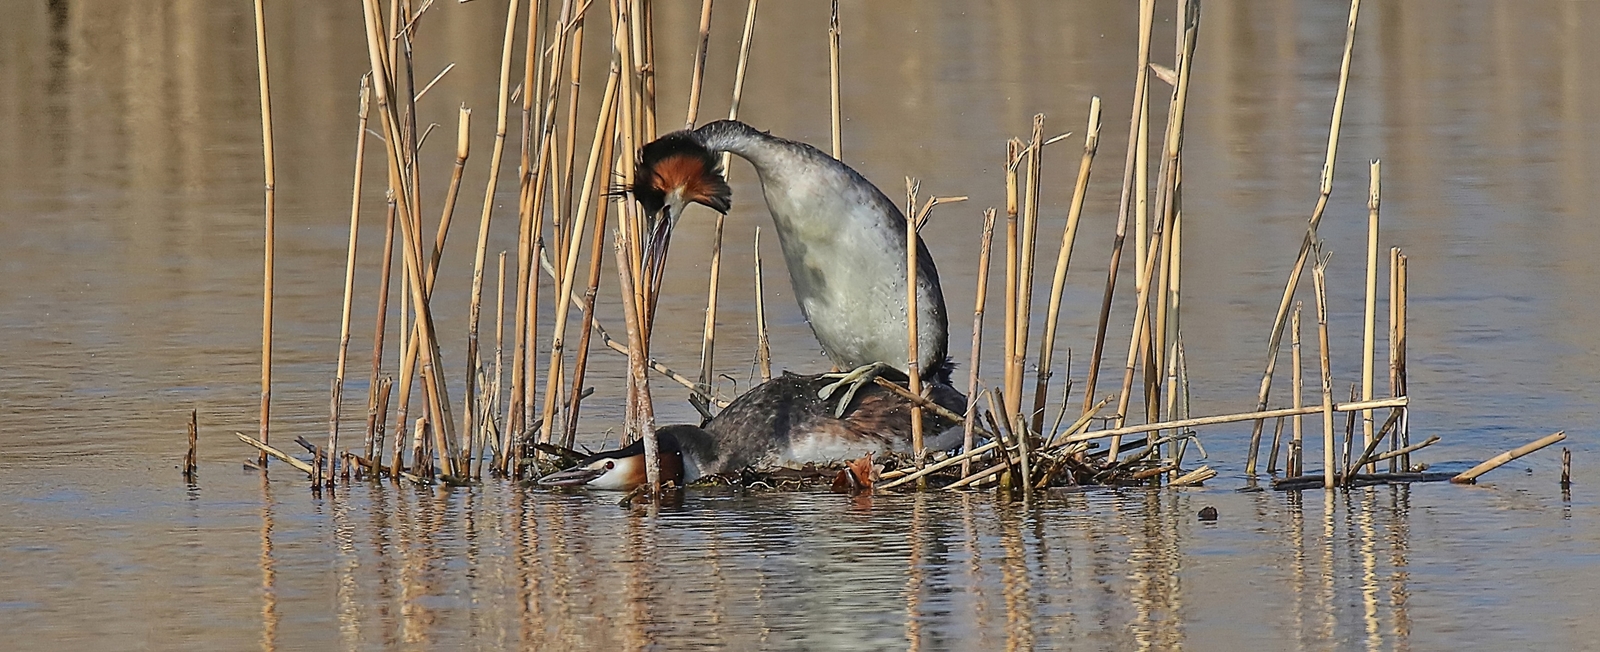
left=0, top=1, right=1596, bottom=649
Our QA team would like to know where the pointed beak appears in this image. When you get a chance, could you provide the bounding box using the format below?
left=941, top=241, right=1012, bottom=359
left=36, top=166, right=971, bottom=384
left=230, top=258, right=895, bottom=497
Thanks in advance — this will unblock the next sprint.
left=645, top=204, right=677, bottom=292
left=537, top=466, right=608, bottom=487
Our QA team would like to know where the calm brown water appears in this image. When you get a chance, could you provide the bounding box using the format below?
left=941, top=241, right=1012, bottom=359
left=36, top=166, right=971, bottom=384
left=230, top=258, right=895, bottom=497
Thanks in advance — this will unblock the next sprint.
left=2, top=1, right=1597, bottom=650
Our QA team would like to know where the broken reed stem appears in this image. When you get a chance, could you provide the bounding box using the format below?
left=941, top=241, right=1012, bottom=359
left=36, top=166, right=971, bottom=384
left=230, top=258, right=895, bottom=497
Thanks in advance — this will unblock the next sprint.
left=963, top=208, right=998, bottom=477
left=252, top=0, right=276, bottom=467
left=684, top=0, right=714, bottom=129
left=828, top=0, right=842, bottom=159
left=331, top=76, right=372, bottom=475
left=1561, top=448, right=1571, bottom=488
left=1361, top=159, right=1380, bottom=473
left=1451, top=432, right=1567, bottom=484
left=1031, top=97, right=1101, bottom=435
left=1291, top=302, right=1304, bottom=476
left=1246, top=0, right=1362, bottom=459
left=1082, top=0, right=1155, bottom=417
left=1312, top=252, right=1335, bottom=490
left=185, top=409, right=198, bottom=480
left=905, top=179, right=925, bottom=479
left=1010, top=116, right=1044, bottom=435
left=754, top=227, right=772, bottom=381
left=1001, top=140, right=1021, bottom=418
left=613, top=230, right=661, bottom=491
left=1051, top=396, right=1406, bottom=447
left=1150, top=1, right=1198, bottom=431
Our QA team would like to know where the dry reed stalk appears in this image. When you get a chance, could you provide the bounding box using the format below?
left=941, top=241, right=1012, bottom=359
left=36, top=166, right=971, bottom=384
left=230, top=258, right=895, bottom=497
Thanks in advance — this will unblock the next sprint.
left=237, top=432, right=314, bottom=476
left=1001, top=140, right=1022, bottom=407
left=252, top=0, right=276, bottom=467
left=492, top=251, right=508, bottom=471
left=1291, top=302, right=1304, bottom=476
left=963, top=208, right=998, bottom=477
left=684, top=0, right=714, bottom=129
left=1008, top=117, right=1044, bottom=431
left=1370, top=434, right=1437, bottom=465
left=363, top=198, right=398, bottom=461
left=369, top=376, right=392, bottom=476
left=1031, top=98, right=1102, bottom=434
left=1451, top=432, right=1567, bottom=484
left=1361, top=159, right=1380, bottom=472
left=1388, top=247, right=1399, bottom=471
left=1245, top=0, right=1362, bottom=456
left=828, top=0, right=842, bottom=159
left=560, top=5, right=589, bottom=239
left=877, top=441, right=1002, bottom=491
left=1107, top=211, right=1166, bottom=458
left=905, top=179, right=926, bottom=480
left=1267, top=416, right=1284, bottom=475
left=1081, top=0, right=1155, bottom=416
left=638, top=0, right=658, bottom=140
left=330, top=77, right=373, bottom=477
left=1561, top=448, right=1571, bottom=488
left=542, top=66, right=621, bottom=447
left=360, top=0, right=458, bottom=476
left=754, top=227, right=772, bottom=381
left=185, top=409, right=198, bottom=480
left=613, top=229, right=661, bottom=491
left=561, top=131, right=620, bottom=448
left=1396, top=252, right=1409, bottom=468
left=1312, top=252, right=1335, bottom=489
left=1146, top=3, right=1199, bottom=457
left=1345, top=406, right=1403, bottom=478
left=1158, top=163, right=1185, bottom=460
left=696, top=212, right=727, bottom=397
left=693, top=0, right=758, bottom=396
left=1169, top=466, right=1215, bottom=487
left=1341, top=384, right=1358, bottom=472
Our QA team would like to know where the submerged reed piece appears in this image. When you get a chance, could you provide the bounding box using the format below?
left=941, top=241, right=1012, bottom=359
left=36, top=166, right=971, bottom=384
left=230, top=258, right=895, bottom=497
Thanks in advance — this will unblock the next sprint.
left=185, top=409, right=198, bottom=480
left=237, top=432, right=314, bottom=476
left=1032, top=97, right=1102, bottom=435
left=1451, top=431, right=1567, bottom=484
left=1245, top=0, right=1363, bottom=457
left=1561, top=448, right=1571, bottom=488
left=252, top=0, right=276, bottom=467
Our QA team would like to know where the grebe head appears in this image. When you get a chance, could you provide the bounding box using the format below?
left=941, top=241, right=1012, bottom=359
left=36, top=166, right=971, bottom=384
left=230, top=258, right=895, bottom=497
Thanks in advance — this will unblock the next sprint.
left=536, top=427, right=701, bottom=491
left=631, top=131, right=732, bottom=273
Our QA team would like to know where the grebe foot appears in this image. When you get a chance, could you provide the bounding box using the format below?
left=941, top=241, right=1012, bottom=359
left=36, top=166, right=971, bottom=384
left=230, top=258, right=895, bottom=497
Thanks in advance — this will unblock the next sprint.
left=817, top=362, right=893, bottom=418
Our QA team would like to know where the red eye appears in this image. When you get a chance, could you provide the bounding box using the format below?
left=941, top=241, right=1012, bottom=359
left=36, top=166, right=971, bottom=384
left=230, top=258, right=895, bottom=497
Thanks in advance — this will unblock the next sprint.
left=604, top=461, right=615, bottom=470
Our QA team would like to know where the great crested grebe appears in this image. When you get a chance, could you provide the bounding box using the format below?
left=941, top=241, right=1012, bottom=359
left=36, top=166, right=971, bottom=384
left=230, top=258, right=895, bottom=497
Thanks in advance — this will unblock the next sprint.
left=537, top=370, right=966, bottom=490
left=631, top=120, right=951, bottom=386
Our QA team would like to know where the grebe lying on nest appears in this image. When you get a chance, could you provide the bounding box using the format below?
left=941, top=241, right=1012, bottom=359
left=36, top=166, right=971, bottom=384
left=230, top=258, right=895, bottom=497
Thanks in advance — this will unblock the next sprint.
left=538, top=370, right=966, bottom=489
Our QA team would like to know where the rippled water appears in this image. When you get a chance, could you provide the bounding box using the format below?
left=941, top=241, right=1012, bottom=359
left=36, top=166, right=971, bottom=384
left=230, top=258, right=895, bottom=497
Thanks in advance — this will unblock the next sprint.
left=2, top=1, right=1597, bottom=649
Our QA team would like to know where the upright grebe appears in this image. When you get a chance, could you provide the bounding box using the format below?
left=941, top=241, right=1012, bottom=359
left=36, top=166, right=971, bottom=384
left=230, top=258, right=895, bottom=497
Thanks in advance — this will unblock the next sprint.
left=538, top=123, right=967, bottom=490
left=632, top=120, right=951, bottom=385
left=537, top=370, right=966, bottom=489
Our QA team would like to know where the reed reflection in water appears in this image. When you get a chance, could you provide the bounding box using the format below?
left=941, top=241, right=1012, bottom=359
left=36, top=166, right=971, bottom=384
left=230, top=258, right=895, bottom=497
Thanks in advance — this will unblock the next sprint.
left=234, top=484, right=1455, bottom=651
